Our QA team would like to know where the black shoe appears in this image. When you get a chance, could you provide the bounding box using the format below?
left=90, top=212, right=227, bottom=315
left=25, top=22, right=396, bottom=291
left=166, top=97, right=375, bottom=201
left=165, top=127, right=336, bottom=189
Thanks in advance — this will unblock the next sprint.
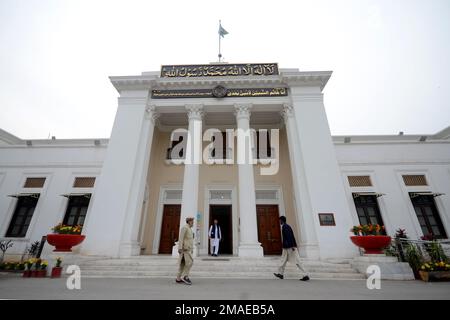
left=273, top=273, right=284, bottom=279
left=300, top=276, right=310, bottom=281
left=175, top=279, right=183, bottom=284
left=182, top=276, right=192, bottom=285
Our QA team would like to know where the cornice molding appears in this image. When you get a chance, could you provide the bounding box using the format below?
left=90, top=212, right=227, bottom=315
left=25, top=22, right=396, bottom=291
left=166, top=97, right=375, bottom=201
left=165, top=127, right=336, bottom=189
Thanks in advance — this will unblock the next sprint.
left=109, top=70, right=333, bottom=92
left=110, top=75, right=157, bottom=92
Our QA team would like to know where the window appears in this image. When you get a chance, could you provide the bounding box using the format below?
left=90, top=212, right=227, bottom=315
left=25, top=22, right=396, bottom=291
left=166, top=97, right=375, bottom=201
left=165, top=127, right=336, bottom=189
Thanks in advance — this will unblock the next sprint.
left=6, top=195, right=40, bottom=237
left=410, top=194, right=447, bottom=239
left=353, top=195, right=385, bottom=228
left=63, top=195, right=91, bottom=226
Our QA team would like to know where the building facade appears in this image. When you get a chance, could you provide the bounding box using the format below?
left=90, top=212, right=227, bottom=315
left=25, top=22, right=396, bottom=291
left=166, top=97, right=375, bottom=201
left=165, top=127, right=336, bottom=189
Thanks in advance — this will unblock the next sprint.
left=1, top=63, right=449, bottom=262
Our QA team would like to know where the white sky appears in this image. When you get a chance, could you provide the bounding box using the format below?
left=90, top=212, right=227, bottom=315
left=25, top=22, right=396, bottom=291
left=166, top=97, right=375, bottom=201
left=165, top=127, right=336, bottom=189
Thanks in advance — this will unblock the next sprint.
left=0, top=0, right=449, bottom=139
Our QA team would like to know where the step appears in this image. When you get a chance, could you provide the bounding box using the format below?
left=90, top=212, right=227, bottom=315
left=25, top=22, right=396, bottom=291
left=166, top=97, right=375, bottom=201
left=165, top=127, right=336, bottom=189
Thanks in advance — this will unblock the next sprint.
left=70, top=255, right=364, bottom=280
left=80, top=271, right=365, bottom=280
left=78, top=265, right=357, bottom=274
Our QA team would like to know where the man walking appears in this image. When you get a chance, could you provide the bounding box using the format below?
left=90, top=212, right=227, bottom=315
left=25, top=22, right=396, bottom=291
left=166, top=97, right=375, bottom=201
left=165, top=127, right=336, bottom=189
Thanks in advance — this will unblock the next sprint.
left=274, top=216, right=310, bottom=281
left=208, top=219, right=222, bottom=257
left=176, top=217, right=195, bottom=285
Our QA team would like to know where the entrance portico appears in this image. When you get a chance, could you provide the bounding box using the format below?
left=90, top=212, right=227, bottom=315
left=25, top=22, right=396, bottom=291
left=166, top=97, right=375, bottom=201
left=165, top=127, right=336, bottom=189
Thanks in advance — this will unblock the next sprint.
left=80, top=65, right=358, bottom=260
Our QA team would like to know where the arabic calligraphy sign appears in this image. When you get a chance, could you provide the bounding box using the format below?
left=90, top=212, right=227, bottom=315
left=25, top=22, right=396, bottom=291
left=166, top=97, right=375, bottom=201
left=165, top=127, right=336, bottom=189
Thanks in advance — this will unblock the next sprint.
left=151, top=87, right=288, bottom=99
left=160, top=63, right=279, bottom=78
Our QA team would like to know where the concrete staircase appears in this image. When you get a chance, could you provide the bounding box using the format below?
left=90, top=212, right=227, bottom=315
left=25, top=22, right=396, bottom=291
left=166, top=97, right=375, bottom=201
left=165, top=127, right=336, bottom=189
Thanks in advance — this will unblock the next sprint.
left=75, top=255, right=365, bottom=280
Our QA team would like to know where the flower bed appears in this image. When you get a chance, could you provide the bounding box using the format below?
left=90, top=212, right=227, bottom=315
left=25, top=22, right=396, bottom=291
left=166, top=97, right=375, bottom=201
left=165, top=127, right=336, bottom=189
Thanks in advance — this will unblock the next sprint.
left=0, top=261, right=25, bottom=273
left=418, top=261, right=450, bottom=282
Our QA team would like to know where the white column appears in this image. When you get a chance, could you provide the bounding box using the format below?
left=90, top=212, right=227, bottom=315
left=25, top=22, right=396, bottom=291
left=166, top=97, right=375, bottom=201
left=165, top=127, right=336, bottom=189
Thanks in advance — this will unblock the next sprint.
left=119, top=106, right=159, bottom=257
left=290, top=88, right=357, bottom=259
left=281, top=103, right=320, bottom=259
left=235, top=103, right=264, bottom=257
left=173, top=104, right=203, bottom=256
left=80, top=93, right=155, bottom=257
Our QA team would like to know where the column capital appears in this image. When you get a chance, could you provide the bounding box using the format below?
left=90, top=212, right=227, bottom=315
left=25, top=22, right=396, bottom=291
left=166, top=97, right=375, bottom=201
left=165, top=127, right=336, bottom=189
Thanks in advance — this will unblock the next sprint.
left=280, top=103, right=294, bottom=121
left=185, top=104, right=204, bottom=121
left=145, top=105, right=160, bottom=124
left=234, top=103, right=252, bottom=120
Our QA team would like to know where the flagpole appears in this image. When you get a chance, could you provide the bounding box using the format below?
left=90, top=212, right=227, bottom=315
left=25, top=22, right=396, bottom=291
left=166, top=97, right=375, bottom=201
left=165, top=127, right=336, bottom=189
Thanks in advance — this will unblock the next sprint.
left=218, top=20, right=222, bottom=62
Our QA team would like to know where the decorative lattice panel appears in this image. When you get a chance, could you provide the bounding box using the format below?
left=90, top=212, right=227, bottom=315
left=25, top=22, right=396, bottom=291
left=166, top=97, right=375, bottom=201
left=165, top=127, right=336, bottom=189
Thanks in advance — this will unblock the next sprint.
left=24, top=177, right=46, bottom=188
left=348, top=176, right=372, bottom=187
left=403, top=175, right=427, bottom=186
left=73, top=177, right=96, bottom=188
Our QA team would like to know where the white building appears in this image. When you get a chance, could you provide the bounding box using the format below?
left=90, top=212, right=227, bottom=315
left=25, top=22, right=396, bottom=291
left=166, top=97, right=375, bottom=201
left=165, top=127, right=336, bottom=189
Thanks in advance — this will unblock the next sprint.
left=1, top=63, right=449, bottom=264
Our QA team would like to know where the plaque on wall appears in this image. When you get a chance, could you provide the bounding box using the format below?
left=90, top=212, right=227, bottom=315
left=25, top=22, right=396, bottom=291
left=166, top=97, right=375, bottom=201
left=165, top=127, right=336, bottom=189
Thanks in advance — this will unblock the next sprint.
left=151, top=87, right=287, bottom=99
left=160, top=63, right=279, bottom=78
left=318, top=213, right=336, bottom=226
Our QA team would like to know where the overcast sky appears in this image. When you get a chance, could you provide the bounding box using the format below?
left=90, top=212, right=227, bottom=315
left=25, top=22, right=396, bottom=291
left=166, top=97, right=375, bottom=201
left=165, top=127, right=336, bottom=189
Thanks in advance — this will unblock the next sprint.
left=0, top=0, right=449, bottom=139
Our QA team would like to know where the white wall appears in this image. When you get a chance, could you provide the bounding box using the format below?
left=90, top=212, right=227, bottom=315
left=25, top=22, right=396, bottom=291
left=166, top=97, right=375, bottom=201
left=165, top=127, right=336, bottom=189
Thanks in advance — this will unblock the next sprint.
left=0, top=143, right=106, bottom=259
left=336, top=141, right=450, bottom=240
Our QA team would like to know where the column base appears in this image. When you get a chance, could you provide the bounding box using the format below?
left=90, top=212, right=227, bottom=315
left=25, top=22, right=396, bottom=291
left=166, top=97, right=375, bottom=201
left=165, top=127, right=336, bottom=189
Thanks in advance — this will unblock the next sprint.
left=119, top=241, right=141, bottom=257
left=351, top=254, right=415, bottom=280
left=238, top=243, right=264, bottom=258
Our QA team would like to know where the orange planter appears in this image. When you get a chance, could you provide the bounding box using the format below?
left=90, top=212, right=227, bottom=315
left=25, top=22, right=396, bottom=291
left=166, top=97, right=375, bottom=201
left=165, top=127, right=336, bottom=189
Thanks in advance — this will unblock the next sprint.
left=46, top=234, right=86, bottom=252
left=350, top=235, right=391, bottom=254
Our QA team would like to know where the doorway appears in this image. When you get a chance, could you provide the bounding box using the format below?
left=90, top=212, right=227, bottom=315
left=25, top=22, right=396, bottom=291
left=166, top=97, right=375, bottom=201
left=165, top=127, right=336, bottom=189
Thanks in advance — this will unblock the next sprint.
left=158, top=204, right=181, bottom=254
left=256, top=205, right=282, bottom=255
left=209, top=205, right=232, bottom=255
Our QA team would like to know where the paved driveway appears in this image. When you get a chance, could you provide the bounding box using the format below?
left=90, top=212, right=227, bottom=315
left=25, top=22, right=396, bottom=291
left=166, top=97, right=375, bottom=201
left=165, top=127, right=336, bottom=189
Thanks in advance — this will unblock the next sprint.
left=1, top=274, right=449, bottom=300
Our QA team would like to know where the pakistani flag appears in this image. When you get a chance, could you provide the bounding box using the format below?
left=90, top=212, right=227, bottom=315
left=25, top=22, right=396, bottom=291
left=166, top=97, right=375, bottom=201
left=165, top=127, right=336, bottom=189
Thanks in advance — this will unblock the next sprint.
left=218, top=23, right=228, bottom=38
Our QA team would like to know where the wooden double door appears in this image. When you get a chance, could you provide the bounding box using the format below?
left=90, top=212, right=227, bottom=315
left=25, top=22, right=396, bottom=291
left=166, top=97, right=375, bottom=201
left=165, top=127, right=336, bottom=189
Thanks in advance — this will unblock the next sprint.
left=158, top=204, right=282, bottom=256
left=158, top=204, right=181, bottom=254
left=256, top=205, right=282, bottom=255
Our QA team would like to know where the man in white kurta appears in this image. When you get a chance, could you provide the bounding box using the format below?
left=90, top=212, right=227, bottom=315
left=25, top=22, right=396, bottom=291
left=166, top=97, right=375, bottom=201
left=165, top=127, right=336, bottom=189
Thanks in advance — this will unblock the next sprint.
left=208, top=219, right=222, bottom=256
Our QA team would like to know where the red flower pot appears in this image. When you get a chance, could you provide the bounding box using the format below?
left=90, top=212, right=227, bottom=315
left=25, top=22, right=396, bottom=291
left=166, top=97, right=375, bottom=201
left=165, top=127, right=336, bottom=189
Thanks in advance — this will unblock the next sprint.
left=22, top=270, right=31, bottom=278
left=37, top=270, right=47, bottom=278
left=46, top=234, right=86, bottom=252
left=350, top=235, right=392, bottom=254
left=51, top=267, right=62, bottom=278
left=31, top=270, right=38, bottom=277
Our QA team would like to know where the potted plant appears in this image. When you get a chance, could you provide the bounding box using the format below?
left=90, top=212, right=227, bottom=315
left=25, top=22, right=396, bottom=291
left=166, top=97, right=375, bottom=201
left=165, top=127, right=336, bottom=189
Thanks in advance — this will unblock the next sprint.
left=46, top=223, right=85, bottom=252
left=404, top=243, right=423, bottom=280
left=418, top=241, right=449, bottom=282
left=31, top=258, right=41, bottom=277
left=419, top=261, right=450, bottom=282
left=51, top=257, right=63, bottom=278
left=23, top=259, right=34, bottom=277
left=37, top=260, right=48, bottom=277
left=350, top=224, right=391, bottom=254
